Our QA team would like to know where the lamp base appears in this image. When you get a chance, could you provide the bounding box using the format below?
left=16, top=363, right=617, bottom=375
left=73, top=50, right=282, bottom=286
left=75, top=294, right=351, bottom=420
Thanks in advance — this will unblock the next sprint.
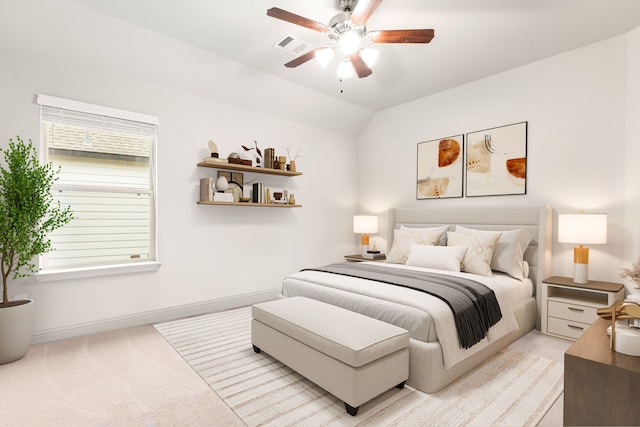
left=573, top=262, right=588, bottom=284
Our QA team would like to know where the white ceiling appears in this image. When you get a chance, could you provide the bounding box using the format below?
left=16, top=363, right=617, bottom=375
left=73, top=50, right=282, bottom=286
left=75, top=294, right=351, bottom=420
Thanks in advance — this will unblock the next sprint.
left=72, top=0, right=640, bottom=112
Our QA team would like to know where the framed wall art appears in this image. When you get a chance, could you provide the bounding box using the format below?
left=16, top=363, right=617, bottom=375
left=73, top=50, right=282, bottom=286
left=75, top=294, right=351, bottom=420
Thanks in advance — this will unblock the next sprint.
left=416, top=135, right=464, bottom=199
left=465, top=122, right=527, bottom=197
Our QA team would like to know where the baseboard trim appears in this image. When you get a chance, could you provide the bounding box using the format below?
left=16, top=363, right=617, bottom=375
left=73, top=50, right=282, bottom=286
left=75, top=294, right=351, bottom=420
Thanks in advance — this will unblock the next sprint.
left=31, top=288, right=281, bottom=344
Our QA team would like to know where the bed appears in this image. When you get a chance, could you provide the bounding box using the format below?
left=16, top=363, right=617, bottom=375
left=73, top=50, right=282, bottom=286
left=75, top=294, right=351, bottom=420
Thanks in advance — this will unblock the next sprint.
left=280, top=205, right=551, bottom=393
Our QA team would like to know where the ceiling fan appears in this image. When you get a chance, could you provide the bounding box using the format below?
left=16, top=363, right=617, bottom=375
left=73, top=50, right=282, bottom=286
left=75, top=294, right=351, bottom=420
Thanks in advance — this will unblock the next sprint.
left=267, top=0, right=435, bottom=79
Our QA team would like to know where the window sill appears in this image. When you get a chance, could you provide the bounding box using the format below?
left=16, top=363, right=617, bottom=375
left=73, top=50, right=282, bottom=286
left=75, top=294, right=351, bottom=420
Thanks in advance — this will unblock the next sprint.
left=35, top=261, right=162, bottom=282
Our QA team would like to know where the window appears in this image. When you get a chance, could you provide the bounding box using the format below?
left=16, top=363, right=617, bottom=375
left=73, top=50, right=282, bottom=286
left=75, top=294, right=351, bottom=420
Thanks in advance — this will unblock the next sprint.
left=37, top=95, right=158, bottom=277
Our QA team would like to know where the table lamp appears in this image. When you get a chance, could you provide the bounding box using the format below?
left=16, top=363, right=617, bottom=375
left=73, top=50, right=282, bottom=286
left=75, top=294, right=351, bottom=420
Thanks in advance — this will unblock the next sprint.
left=353, top=215, right=378, bottom=256
left=558, top=212, right=607, bottom=284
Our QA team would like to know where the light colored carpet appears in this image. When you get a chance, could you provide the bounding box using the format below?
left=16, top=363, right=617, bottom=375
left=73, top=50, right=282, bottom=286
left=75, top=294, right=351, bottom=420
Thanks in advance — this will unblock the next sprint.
left=155, top=306, right=564, bottom=427
left=0, top=324, right=243, bottom=427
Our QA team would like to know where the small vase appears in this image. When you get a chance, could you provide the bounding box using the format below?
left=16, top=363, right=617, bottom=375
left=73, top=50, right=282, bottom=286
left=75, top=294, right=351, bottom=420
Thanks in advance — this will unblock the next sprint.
left=289, top=160, right=296, bottom=172
left=215, top=176, right=229, bottom=192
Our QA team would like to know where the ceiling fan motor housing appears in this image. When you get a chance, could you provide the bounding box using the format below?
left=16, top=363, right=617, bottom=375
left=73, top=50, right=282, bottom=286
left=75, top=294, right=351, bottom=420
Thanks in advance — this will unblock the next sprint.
left=328, top=12, right=366, bottom=42
left=338, top=0, right=358, bottom=12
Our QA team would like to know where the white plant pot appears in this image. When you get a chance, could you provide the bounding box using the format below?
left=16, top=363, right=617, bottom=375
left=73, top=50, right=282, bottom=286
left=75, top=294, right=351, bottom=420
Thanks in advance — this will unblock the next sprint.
left=0, top=299, right=34, bottom=364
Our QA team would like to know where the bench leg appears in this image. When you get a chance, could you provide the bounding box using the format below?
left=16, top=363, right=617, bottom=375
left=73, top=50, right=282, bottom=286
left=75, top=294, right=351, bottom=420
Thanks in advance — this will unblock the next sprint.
left=396, top=381, right=406, bottom=389
left=345, top=403, right=359, bottom=416
left=252, top=345, right=261, bottom=354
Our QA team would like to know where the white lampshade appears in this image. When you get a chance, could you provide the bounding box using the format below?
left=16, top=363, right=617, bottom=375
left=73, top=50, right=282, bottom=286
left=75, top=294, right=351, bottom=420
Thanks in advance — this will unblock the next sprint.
left=353, top=215, right=379, bottom=234
left=315, top=46, right=334, bottom=69
left=336, top=58, right=354, bottom=79
left=558, top=213, right=607, bottom=244
left=338, top=31, right=360, bottom=55
left=354, top=215, right=378, bottom=256
left=360, top=48, right=380, bottom=67
left=558, top=212, right=607, bottom=284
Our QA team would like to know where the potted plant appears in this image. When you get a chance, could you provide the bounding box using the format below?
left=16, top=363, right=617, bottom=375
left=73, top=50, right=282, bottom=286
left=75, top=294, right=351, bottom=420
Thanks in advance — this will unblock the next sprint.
left=0, top=136, right=73, bottom=364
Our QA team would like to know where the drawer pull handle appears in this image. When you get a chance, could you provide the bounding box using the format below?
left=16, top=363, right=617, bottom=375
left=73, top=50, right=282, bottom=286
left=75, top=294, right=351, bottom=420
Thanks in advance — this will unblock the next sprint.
left=568, top=324, right=584, bottom=330
left=568, top=307, right=584, bottom=313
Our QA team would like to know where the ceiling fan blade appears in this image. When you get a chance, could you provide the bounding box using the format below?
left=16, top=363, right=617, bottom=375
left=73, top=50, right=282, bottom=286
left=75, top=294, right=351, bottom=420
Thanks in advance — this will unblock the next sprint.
left=350, top=0, right=384, bottom=26
left=349, top=53, right=373, bottom=78
left=267, top=7, right=329, bottom=33
left=369, top=29, right=435, bottom=44
left=284, top=49, right=319, bottom=68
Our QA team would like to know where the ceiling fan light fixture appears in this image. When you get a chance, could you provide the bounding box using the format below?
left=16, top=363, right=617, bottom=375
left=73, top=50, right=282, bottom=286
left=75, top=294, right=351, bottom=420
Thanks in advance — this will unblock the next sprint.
left=315, top=46, right=334, bottom=68
left=336, top=58, right=354, bottom=78
left=338, top=30, right=360, bottom=55
left=360, top=48, right=380, bottom=67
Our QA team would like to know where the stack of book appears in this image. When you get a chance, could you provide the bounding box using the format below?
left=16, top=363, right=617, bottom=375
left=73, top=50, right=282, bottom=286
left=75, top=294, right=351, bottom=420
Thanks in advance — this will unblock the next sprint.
left=363, top=251, right=385, bottom=260
left=199, top=177, right=214, bottom=202
left=264, top=148, right=275, bottom=169
left=252, top=182, right=265, bottom=203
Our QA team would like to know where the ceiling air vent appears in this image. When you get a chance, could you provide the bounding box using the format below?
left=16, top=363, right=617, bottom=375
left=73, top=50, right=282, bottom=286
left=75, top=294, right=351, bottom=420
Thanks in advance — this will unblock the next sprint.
left=274, top=34, right=310, bottom=55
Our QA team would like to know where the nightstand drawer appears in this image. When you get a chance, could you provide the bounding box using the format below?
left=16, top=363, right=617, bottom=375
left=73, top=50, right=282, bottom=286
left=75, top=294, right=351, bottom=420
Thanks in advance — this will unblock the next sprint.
left=548, top=300, right=599, bottom=324
left=547, top=316, right=590, bottom=340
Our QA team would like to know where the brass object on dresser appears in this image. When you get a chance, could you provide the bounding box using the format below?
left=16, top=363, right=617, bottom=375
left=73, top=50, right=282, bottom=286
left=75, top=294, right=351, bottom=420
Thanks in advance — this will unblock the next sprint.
left=564, top=318, right=640, bottom=426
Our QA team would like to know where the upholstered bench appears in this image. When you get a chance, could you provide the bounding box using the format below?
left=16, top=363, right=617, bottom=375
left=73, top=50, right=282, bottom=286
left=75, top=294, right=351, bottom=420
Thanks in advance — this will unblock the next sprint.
left=251, top=296, right=409, bottom=416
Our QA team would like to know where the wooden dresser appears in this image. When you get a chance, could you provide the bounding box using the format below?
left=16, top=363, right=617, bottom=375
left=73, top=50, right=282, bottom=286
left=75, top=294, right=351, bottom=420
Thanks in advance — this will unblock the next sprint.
left=564, top=318, right=640, bottom=426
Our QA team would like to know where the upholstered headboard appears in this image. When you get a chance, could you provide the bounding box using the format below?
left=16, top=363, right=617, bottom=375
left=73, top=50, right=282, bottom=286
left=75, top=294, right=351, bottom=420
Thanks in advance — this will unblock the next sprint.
left=387, top=205, right=552, bottom=319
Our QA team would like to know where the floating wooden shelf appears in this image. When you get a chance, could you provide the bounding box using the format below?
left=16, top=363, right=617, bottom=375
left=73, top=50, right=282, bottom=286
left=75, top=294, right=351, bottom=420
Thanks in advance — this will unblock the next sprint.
left=197, top=160, right=302, bottom=176
left=197, top=201, right=301, bottom=208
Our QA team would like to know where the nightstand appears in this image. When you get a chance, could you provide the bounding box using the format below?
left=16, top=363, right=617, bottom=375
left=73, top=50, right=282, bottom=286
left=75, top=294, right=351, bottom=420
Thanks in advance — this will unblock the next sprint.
left=541, top=276, right=624, bottom=341
left=344, top=254, right=386, bottom=262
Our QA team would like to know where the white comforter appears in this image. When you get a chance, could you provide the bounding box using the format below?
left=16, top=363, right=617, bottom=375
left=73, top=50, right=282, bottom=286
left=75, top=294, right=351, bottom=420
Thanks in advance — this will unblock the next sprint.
left=281, top=262, right=533, bottom=369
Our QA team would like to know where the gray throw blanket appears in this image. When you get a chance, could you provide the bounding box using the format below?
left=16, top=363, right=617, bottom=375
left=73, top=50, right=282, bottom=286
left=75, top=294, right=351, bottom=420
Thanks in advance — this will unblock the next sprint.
left=302, top=263, right=502, bottom=349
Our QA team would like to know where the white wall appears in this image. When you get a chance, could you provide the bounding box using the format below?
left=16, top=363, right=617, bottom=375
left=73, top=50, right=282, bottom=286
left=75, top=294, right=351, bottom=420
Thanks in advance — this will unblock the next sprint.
left=0, top=0, right=359, bottom=338
left=358, top=33, right=640, bottom=293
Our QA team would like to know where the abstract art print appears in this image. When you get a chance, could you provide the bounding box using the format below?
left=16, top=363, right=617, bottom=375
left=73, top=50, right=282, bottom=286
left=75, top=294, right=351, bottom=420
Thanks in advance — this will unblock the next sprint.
left=465, top=122, right=527, bottom=197
left=416, top=135, right=463, bottom=199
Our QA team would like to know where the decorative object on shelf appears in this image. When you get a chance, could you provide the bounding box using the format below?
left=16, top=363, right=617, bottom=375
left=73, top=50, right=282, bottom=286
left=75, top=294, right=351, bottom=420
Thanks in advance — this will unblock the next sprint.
left=465, top=121, right=527, bottom=197
left=278, top=156, right=286, bottom=170
left=0, top=136, right=73, bottom=364
left=241, top=140, right=263, bottom=167
left=228, top=157, right=252, bottom=166
left=264, top=148, right=275, bottom=169
left=353, top=215, right=379, bottom=256
left=417, top=135, right=463, bottom=199
left=620, top=259, right=640, bottom=289
left=215, top=175, right=229, bottom=192
left=288, top=194, right=296, bottom=205
left=217, top=171, right=243, bottom=202
left=208, top=140, right=219, bottom=158
left=287, top=146, right=302, bottom=172
left=213, top=192, right=234, bottom=202
left=558, top=212, right=607, bottom=284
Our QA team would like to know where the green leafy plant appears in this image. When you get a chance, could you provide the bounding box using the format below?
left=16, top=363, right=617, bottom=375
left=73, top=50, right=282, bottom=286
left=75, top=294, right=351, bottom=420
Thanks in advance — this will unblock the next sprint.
left=0, top=136, right=73, bottom=305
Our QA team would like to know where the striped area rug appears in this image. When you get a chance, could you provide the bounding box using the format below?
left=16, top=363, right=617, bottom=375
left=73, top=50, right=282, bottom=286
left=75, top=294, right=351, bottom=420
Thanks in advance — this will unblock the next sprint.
left=154, top=306, right=563, bottom=427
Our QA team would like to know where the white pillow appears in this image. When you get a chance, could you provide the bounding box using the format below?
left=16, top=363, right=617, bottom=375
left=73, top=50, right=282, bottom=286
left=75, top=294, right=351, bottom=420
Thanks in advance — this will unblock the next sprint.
left=455, top=226, right=532, bottom=279
left=385, top=228, right=444, bottom=264
left=446, top=230, right=500, bottom=276
left=401, top=224, right=450, bottom=246
left=406, top=244, right=467, bottom=272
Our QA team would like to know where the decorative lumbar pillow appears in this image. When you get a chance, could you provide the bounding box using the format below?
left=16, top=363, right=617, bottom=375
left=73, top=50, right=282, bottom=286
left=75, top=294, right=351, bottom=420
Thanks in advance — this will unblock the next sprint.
left=386, top=228, right=444, bottom=264
left=455, top=226, right=532, bottom=279
left=446, top=230, right=500, bottom=276
left=400, top=224, right=451, bottom=246
left=405, top=244, right=467, bottom=272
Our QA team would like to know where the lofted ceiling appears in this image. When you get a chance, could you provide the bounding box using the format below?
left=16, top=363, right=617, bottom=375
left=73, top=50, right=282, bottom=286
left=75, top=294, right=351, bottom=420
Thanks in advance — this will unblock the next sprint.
left=71, top=0, right=640, bottom=112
